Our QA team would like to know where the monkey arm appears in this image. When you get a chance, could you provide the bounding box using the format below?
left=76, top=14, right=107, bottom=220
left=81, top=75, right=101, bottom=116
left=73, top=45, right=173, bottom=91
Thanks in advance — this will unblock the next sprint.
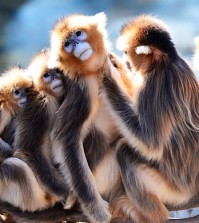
left=52, top=78, right=111, bottom=223
left=103, top=74, right=146, bottom=141
left=14, top=93, right=68, bottom=198
left=102, top=73, right=164, bottom=162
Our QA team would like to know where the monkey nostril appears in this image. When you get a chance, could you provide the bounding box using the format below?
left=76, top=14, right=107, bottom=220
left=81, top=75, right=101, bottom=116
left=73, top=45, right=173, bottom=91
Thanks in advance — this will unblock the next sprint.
left=73, top=40, right=79, bottom=46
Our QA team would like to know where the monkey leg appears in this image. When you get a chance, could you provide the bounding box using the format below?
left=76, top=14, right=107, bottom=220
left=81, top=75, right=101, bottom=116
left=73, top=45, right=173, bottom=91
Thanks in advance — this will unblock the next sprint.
left=116, top=140, right=169, bottom=223
left=109, top=182, right=148, bottom=223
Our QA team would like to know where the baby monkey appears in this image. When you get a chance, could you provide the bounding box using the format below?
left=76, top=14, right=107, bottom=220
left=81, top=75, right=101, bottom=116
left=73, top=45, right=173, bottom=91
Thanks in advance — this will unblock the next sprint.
left=0, top=66, right=30, bottom=162
left=13, top=49, right=69, bottom=205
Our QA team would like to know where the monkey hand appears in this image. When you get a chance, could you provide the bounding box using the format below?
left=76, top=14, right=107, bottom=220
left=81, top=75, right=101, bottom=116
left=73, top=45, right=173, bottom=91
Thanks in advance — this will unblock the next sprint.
left=83, top=198, right=112, bottom=223
left=100, top=58, right=112, bottom=78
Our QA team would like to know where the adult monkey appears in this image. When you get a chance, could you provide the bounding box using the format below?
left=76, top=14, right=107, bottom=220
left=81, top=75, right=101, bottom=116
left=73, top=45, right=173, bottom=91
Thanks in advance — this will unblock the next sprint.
left=102, top=15, right=199, bottom=223
left=49, top=12, right=138, bottom=223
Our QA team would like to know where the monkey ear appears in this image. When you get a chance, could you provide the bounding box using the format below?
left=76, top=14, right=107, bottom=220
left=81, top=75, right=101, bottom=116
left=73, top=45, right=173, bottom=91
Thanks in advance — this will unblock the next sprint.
left=135, top=45, right=152, bottom=55
left=94, top=12, right=107, bottom=28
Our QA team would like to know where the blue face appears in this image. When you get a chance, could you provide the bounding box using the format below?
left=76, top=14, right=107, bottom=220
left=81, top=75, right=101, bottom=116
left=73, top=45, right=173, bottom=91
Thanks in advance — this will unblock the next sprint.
left=42, top=69, right=64, bottom=97
left=63, top=30, right=88, bottom=53
left=13, top=88, right=28, bottom=108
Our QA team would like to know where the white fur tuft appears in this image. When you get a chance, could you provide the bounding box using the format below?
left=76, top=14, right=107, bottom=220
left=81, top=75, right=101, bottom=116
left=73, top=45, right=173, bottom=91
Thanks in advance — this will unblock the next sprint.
left=135, top=45, right=152, bottom=55
left=94, top=12, right=107, bottom=28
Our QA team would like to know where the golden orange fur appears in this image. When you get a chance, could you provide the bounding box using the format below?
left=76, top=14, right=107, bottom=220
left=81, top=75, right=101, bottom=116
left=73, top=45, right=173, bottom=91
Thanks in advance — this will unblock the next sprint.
left=109, top=52, right=134, bottom=96
left=0, top=67, right=32, bottom=113
left=102, top=14, right=199, bottom=223
left=48, top=12, right=141, bottom=223
left=27, top=49, right=57, bottom=97
left=50, top=13, right=110, bottom=77
left=117, top=15, right=172, bottom=74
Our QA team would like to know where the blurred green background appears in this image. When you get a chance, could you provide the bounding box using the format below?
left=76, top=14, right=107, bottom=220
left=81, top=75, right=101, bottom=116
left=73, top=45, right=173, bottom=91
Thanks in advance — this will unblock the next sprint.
left=0, top=0, right=199, bottom=77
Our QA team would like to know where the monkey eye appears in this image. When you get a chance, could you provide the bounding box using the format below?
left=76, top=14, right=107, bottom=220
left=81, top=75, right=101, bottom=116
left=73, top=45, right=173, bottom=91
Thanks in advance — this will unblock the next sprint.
left=13, top=88, right=21, bottom=98
left=75, top=31, right=82, bottom=37
left=43, top=72, right=50, bottom=78
left=43, top=72, right=51, bottom=83
left=124, top=51, right=127, bottom=55
left=64, top=41, right=70, bottom=47
left=64, top=40, right=73, bottom=53
left=75, top=30, right=87, bottom=41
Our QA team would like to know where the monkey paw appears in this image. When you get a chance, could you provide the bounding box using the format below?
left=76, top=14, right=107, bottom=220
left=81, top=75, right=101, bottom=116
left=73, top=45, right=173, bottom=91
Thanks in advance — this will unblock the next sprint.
left=83, top=198, right=112, bottom=223
left=62, top=194, right=76, bottom=209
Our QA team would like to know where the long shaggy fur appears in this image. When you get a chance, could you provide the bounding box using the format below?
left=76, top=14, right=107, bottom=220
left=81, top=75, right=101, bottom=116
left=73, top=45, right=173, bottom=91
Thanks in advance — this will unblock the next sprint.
left=11, top=50, right=68, bottom=213
left=103, top=15, right=199, bottom=223
left=49, top=12, right=139, bottom=223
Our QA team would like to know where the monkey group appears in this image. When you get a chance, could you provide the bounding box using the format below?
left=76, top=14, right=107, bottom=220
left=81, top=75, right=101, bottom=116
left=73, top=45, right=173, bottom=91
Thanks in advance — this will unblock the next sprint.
left=0, top=12, right=198, bottom=223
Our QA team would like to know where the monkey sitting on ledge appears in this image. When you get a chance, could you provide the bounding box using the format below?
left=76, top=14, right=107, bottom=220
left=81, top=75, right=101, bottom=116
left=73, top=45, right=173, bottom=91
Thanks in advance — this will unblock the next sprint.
left=102, top=15, right=199, bottom=223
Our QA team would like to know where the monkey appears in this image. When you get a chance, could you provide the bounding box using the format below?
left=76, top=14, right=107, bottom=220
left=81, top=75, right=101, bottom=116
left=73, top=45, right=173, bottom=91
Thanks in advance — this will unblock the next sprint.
left=0, top=66, right=30, bottom=162
left=48, top=12, right=139, bottom=223
left=101, top=14, right=199, bottom=223
left=12, top=48, right=72, bottom=208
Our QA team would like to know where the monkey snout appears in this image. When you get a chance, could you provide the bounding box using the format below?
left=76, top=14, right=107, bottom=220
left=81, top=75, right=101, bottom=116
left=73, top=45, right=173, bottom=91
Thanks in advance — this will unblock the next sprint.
left=18, top=97, right=27, bottom=108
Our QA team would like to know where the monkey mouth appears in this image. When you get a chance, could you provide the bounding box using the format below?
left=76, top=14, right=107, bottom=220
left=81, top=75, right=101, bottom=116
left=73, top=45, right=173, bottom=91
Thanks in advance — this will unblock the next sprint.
left=79, top=48, right=93, bottom=61
left=19, top=98, right=27, bottom=108
left=19, top=102, right=26, bottom=108
left=53, top=85, right=64, bottom=93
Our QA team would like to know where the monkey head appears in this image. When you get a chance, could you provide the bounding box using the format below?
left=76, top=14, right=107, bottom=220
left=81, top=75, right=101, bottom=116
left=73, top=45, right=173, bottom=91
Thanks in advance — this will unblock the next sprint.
left=49, top=12, right=110, bottom=76
left=28, top=49, right=65, bottom=98
left=117, top=15, right=178, bottom=74
left=0, top=66, right=33, bottom=113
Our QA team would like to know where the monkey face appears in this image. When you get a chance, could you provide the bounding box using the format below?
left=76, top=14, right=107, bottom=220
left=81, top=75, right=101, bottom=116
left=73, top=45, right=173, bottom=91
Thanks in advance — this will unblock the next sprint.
left=50, top=13, right=110, bottom=75
left=0, top=67, right=32, bottom=112
left=12, top=87, right=29, bottom=108
left=28, top=49, right=65, bottom=98
left=63, top=30, right=93, bottom=61
left=42, top=68, right=64, bottom=97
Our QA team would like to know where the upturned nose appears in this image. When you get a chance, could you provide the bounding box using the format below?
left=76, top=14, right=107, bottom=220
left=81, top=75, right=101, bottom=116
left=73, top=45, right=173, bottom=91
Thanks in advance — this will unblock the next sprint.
left=72, top=40, right=79, bottom=46
left=52, top=75, right=58, bottom=80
